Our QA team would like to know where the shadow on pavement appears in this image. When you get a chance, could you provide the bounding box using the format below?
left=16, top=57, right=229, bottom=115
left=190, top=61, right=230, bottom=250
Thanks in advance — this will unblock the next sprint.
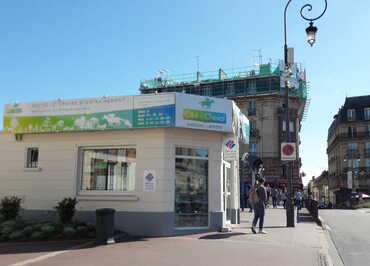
left=0, top=234, right=147, bottom=255
left=0, top=239, right=92, bottom=255
left=115, top=235, right=148, bottom=243
left=297, top=212, right=315, bottom=223
left=236, top=225, right=286, bottom=229
left=262, top=226, right=287, bottom=229
left=198, top=232, right=247, bottom=240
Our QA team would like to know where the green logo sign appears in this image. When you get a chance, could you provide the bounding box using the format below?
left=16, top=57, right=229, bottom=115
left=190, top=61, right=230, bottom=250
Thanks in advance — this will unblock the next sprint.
left=183, top=109, right=226, bottom=124
left=199, top=98, right=214, bottom=109
left=5, top=103, right=22, bottom=114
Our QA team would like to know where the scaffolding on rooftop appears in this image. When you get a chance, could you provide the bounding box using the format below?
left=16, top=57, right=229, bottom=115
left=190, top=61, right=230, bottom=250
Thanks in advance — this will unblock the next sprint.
left=139, top=63, right=308, bottom=100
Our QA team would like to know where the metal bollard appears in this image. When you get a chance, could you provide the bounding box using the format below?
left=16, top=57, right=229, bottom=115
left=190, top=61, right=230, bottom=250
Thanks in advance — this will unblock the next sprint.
left=96, top=208, right=116, bottom=245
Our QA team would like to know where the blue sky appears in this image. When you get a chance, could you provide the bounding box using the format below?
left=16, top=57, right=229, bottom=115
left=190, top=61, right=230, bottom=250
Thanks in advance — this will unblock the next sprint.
left=1, top=1, right=369, bottom=184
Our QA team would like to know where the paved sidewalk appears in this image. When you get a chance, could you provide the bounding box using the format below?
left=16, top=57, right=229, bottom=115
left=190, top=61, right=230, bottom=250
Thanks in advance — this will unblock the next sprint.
left=1, top=208, right=330, bottom=266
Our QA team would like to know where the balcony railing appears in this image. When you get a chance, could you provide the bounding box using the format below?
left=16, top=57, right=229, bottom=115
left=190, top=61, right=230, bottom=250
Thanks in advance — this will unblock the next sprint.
left=345, top=149, right=360, bottom=158
left=343, top=167, right=370, bottom=176
left=280, top=132, right=297, bottom=142
left=334, top=132, right=370, bottom=141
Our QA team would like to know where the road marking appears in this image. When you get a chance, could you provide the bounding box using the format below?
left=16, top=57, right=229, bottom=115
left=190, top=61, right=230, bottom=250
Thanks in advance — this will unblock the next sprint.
left=9, top=250, right=69, bottom=266
left=8, top=241, right=94, bottom=266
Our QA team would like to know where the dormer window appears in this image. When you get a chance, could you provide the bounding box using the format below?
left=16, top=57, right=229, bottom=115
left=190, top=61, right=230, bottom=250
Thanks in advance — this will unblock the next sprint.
left=364, top=107, right=370, bottom=120
left=347, top=109, right=356, bottom=121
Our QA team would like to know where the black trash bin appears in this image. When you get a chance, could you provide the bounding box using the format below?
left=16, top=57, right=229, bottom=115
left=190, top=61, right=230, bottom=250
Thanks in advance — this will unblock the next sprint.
left=96, top=208, right=116, bottom=245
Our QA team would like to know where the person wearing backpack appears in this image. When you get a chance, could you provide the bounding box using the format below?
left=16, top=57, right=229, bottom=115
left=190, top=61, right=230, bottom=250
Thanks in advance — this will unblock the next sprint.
left=250, top=178, right=267, bottom=234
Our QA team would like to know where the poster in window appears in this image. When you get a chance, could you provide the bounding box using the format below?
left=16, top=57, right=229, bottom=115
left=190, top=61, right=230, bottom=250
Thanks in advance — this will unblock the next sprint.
left=143, top=170, right=156, bottom=192
left=96, top=175, right=107, bottom=190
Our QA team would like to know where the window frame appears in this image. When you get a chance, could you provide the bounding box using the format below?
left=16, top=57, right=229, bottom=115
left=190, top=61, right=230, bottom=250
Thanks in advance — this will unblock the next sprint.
left=347, top=109, right=356, bottom=121
left=365, top=158, right=370, bottom=169
left=347, top=158, right=360, bottom=169
left=77, top=145, right=137, bottom=197
left=282, top=120, right=295, bottom=132
left=348, top=143, right=357, bottom=150
left=174, top=146, right=210, bottom=229
left=364, top=108, right=370, bottom=120
left=348, top=126, right=357, bottom=137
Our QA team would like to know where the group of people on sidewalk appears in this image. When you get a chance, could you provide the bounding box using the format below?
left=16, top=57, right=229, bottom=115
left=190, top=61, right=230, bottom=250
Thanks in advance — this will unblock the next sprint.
left=243, top=179, right=304, bottom=235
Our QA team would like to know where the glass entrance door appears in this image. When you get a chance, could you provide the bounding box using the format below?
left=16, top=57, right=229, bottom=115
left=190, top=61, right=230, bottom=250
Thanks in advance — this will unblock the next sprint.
left=223, top=162, right=231, bottom=223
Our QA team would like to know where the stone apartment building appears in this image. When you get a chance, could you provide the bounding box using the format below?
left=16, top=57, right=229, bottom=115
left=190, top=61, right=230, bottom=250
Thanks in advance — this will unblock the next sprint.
left=327, top=95, right=370, bottom=204
left=139, top=63, right=307, bottom=189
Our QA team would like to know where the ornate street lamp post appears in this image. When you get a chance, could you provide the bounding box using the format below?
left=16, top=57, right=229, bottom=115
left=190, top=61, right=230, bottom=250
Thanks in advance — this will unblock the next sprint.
left=283, top=0, right=328, bottom=227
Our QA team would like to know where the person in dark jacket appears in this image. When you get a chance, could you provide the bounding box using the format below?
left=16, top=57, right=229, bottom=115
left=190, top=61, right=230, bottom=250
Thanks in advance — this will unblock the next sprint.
left=251, top=178, right=268, bottom=234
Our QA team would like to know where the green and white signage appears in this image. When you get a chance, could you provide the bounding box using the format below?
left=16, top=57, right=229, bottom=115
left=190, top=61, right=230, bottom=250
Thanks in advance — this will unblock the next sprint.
left=175, top=93, right=232, bottom=132
left=3, top=94, right=175, bottom=134
left=3, top=93, right=247, bottom=139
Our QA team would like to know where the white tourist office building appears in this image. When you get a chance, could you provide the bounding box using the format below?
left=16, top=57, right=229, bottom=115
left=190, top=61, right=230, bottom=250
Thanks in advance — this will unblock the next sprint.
left=0, top=93, right=249, bottom=236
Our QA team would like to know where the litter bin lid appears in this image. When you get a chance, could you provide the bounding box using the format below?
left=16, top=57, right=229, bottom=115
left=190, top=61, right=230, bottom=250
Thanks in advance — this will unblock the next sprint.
left=96, top=208, right=116, bottom=214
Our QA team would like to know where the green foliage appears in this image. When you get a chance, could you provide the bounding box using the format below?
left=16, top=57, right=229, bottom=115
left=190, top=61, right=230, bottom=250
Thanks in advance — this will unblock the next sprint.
left=9, top=231, right=24, bottom=240
left=30, top=231, right=43, bottom=240
left=50, top=221, right=64, bottom=233
left=22, top=225, right=33, bottom=237
left=32, top=223, right=43, bottom=231
left=0, top=234, right=9, bottom=241
left=353, top=201, right=370, bottom=209
left=86, top=223, right=96, bottom=232
left=54, top=198, right=78, bottom=224
left=63, top=226, right=76, bottom=238
left=1, top=226, right=12, bottom=236
left=0, top=196, right=22, bottom=220
left=13, top=219, right=26, bottom=230
left=87, top=231, right=96, bottom=238
left=1, top=220, right=16, bottom=230
left=76, top=226, right=89, bottom=237
left=41, top=224, right=56, bottom=235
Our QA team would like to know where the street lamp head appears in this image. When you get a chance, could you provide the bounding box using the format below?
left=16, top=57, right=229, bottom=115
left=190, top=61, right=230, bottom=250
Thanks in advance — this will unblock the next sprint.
left=306, top=22, right=318, bottom=47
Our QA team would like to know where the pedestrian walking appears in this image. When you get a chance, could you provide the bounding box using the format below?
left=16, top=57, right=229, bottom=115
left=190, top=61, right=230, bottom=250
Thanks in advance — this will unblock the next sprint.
left=280, top=189, right=287, bottom=209
left=266, top=184, right=271, bottom=208
left=271, top=186, right=278, bottom=208
left=277, top=188, right=282, bottom=206
left=246, top=184, right=253, bottom=212
left=295, top=190, right=303, bottom=210
left=249, top=178, right=267, bottom=234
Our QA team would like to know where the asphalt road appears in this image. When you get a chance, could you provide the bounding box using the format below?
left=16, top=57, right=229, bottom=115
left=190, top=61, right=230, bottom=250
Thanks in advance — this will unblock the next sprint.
left=320, top=209, right=370, bottom=266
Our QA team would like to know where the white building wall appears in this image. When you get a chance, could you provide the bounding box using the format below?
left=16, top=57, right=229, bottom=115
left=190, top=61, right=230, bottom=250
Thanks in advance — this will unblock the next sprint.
left=0, top=129, right=173, bottom=213
left=0, top=128, right=229, bottom=213
left=0, top=128, right=239, bottom=234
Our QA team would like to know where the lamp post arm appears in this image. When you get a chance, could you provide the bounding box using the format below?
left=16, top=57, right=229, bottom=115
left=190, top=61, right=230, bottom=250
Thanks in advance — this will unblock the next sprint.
left=284, top=0, right=293, bottom=57
left=300, top=0, right=328, bottom=22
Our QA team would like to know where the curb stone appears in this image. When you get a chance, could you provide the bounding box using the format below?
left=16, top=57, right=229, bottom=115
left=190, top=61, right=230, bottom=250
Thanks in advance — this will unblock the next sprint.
left=318, top=249, right=332, bottom=266
left=319, top=215, right=345, bottom=266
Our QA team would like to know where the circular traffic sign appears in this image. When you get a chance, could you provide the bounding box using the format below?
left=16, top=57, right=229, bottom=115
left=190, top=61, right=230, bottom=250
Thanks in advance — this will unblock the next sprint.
left=282, top=144, right=295, bottom=156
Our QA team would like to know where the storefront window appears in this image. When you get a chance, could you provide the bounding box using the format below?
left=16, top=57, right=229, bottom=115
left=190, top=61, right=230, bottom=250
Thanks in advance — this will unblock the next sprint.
left=80, top=148, right=136, bottom=192
left=175, top=148, right=208, bottom=228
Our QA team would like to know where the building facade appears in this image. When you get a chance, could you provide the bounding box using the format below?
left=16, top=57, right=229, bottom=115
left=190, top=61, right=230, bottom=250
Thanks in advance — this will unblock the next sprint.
left=327, top=95, right=370, bottom=205
left=309, top=171, right=329, bottom=203
left=0, top=93, right=248, bottom=236
left=140, top=63, right=307, bottom=189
